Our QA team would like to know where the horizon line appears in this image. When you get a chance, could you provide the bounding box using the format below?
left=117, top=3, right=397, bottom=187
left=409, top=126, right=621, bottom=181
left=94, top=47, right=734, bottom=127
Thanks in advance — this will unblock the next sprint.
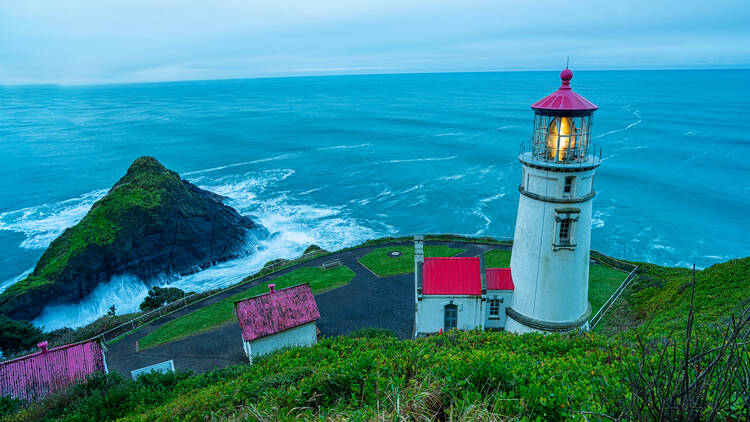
left=2, top=66, right=748, bottom=89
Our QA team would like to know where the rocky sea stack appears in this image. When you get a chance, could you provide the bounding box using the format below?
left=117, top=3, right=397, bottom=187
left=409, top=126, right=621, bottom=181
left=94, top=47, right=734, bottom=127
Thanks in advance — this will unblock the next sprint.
left=0, top=157, right=266, bottom=321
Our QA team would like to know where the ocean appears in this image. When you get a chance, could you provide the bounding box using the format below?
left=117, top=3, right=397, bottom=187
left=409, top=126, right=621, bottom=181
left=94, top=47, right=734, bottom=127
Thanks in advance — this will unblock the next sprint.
left=1, top=70, right=748, bottom=330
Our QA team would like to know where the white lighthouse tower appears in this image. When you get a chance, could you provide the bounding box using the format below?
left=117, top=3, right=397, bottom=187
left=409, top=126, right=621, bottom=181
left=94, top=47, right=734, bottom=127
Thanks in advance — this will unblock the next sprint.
left=505, top=68, right=601, bottom=334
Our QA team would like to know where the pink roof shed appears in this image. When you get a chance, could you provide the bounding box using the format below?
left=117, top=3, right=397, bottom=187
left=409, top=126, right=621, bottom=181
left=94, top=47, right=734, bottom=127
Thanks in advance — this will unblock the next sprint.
left=235, top=283, right=321, bottom=342
left=0, top=339, right=106, bottom=401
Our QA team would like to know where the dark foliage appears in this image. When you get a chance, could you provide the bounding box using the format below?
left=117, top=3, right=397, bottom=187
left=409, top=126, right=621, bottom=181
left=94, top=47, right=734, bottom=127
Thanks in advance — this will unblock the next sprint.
left=346, top=327, right=397, bottom=339
left=139, top=286, right=186, bottom=312
left=0, top=315, right=45, bottom=356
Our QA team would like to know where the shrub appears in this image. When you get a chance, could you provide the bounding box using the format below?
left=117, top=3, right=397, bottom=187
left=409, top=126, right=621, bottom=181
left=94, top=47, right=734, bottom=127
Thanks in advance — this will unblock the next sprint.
left=139, top=287, right=186, bottom=312
left=0, top=315, right=45, bottom=357
left=346, top=327, right=397, bottom=339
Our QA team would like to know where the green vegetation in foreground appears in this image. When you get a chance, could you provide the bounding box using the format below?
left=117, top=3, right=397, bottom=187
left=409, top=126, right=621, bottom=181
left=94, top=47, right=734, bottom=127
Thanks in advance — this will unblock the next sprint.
left=358, top=245, right=465, bottom=277
left=597, top=256, right=750, bottom=335
left=7, top=331, right=635, bottom=421
left=137, top=266, right=355, bottom=350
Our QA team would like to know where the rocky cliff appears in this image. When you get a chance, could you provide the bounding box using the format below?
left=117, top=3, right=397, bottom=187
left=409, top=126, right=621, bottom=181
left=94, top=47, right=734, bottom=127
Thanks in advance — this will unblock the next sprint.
left=0, top=157, right=266, bottom=321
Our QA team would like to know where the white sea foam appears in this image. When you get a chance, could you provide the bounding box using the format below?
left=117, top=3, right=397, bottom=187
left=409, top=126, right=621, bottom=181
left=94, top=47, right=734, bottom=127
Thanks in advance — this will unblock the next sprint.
left=479, top=193, right=506, bottom=203
left=33, top=274, right=152, bottom=331
left=0, top=189, right=108, bottom=250
left=374, top=156, right=457, bottom=164
left=316, top=143, right=371, bottom=150
left=438, top=174, right=465, bottom=181
left=400, top=184, right=423, bottom=194
left=0, top=267, right=33, bottom=294
left=182, top=154, right=298, bottom=176
left=593, top=107, right=642, bottom=139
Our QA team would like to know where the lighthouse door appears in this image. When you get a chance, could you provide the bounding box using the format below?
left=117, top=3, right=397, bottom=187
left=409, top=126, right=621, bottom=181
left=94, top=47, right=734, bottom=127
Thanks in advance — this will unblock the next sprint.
left=444, top=304, right=458, bottom=330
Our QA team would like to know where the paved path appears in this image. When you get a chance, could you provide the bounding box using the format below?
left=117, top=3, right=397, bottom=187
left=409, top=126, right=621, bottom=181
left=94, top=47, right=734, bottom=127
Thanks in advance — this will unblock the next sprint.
left=106, top=240, right=510, bottom=376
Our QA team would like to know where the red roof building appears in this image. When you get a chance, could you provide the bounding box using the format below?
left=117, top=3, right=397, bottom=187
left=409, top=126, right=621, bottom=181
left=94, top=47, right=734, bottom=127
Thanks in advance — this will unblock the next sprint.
left=0, top=339, right=107, bottom=401
left=422, top=257, right=482, bottom=295
left=486, top=268, right=515, bottom=290
left=235, top=283, right=320, bottom=342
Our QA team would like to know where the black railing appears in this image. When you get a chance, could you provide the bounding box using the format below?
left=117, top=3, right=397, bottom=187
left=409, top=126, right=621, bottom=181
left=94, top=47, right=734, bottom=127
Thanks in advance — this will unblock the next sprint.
left=519, top=142, right=602, bottom=166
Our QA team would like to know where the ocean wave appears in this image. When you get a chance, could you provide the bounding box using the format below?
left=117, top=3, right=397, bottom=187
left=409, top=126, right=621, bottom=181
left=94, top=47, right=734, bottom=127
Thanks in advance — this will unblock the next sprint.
left=479, top=193, right=506, bottom=203
left=182, top=154, right=298, bottom=176
left=315, top=143, right=371, bottom=151
left=374, top=156, right=457, bottom=164
left=0, top=267, right=33, bottom=294
left=593, top=107, right=642, bottom=139
left=33, top=274, right=152, bottom=331
left=0, top=189, right=107, bottom=250
left=438, top=174, right=465, bottom=181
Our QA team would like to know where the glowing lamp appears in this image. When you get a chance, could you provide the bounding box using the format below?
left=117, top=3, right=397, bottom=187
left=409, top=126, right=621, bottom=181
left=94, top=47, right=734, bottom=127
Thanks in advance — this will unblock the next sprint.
left=529, top=69, right=597, bottom=163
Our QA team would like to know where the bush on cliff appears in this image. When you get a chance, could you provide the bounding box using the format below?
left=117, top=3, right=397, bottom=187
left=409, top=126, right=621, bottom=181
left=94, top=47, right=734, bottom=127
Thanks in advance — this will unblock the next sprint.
left=139, top=287, right=187, bottom=312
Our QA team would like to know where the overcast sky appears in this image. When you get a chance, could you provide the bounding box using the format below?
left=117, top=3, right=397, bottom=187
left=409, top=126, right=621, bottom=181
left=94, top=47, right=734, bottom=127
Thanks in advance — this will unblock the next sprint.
left=1, top=0, right=748, bottom=85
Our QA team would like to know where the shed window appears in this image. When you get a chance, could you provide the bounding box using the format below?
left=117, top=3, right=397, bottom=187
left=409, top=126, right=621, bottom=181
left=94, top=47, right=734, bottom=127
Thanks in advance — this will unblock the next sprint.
left=444, top=304, right=457, bottom=330
left=489, top=298, right=501, bottom=319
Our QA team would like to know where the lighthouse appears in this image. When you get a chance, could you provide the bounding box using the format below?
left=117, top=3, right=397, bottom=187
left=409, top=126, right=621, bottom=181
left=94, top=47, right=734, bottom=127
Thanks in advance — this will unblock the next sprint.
left=505, top=69, right=601, bottom=334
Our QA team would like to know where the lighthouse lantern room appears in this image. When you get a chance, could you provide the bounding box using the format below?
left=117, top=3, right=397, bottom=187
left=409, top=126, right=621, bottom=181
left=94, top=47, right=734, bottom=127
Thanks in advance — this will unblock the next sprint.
left=505, top=69, right=602, bottom=334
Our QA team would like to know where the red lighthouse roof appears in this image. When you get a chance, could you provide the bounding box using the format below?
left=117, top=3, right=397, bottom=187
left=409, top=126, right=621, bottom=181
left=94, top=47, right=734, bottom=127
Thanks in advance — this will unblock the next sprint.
left=422, top=257, right=481, bottom=295
left=531, top=69, right=598, bottom=112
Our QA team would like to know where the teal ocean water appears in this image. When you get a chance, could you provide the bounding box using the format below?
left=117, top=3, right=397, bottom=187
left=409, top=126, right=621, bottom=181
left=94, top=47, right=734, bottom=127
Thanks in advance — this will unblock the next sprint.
left=0, top=70, right=748, bottom=329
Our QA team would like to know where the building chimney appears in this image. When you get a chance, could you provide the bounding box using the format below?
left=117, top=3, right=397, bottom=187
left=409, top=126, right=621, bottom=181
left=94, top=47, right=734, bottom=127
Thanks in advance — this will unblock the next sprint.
left=414, top=235, right=424, bottom=264
left=479, top=253, right=487, bottom=293
left=37, top=341, right=49, bottom=354
left=268, top=284, right=275, bottom=293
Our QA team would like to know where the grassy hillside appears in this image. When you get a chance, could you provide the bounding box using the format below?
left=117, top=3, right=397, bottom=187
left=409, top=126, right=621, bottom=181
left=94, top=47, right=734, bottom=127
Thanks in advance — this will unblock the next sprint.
left=596, top=256, right=750, bottom=335
left=138, top=265, right=356, bottom=350
left=359, top=245, right=465, bottom=276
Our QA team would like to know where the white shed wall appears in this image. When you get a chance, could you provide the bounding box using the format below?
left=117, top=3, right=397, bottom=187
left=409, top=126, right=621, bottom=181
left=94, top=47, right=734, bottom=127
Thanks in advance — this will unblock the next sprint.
left=484, top=290, right=513, bottom=329
left=244, top=322, right=317, bottom=363
left=416, top=296, right=483, bottom=336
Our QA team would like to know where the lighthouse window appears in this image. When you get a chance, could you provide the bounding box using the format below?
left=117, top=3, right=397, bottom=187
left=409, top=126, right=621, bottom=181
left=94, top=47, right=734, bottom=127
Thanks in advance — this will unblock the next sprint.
left=563, top=176, right=575, bottom=195
left=559, top=219, right=572, bottom=244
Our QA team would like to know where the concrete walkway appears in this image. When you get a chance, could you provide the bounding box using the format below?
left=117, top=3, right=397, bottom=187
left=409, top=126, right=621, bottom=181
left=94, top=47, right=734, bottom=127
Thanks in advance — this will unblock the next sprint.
left=105, top=240, right=510, bottom=376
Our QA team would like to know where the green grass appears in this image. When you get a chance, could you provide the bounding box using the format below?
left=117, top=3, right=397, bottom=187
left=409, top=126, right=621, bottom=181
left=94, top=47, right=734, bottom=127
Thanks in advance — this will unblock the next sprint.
left=358, top=245, right=465, bottom=277
left=137, top=265, right=356, bottom=350
left=588, top=264, right=628, bottom=316
left=484, top=249, right=512, bottom=267
left=598, top=257, right=750, bottom=335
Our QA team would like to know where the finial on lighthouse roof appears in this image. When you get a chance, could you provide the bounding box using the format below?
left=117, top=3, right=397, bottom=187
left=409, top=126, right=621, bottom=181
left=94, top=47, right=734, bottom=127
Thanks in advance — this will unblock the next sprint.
left=560, top=68, right=573, bottom=90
